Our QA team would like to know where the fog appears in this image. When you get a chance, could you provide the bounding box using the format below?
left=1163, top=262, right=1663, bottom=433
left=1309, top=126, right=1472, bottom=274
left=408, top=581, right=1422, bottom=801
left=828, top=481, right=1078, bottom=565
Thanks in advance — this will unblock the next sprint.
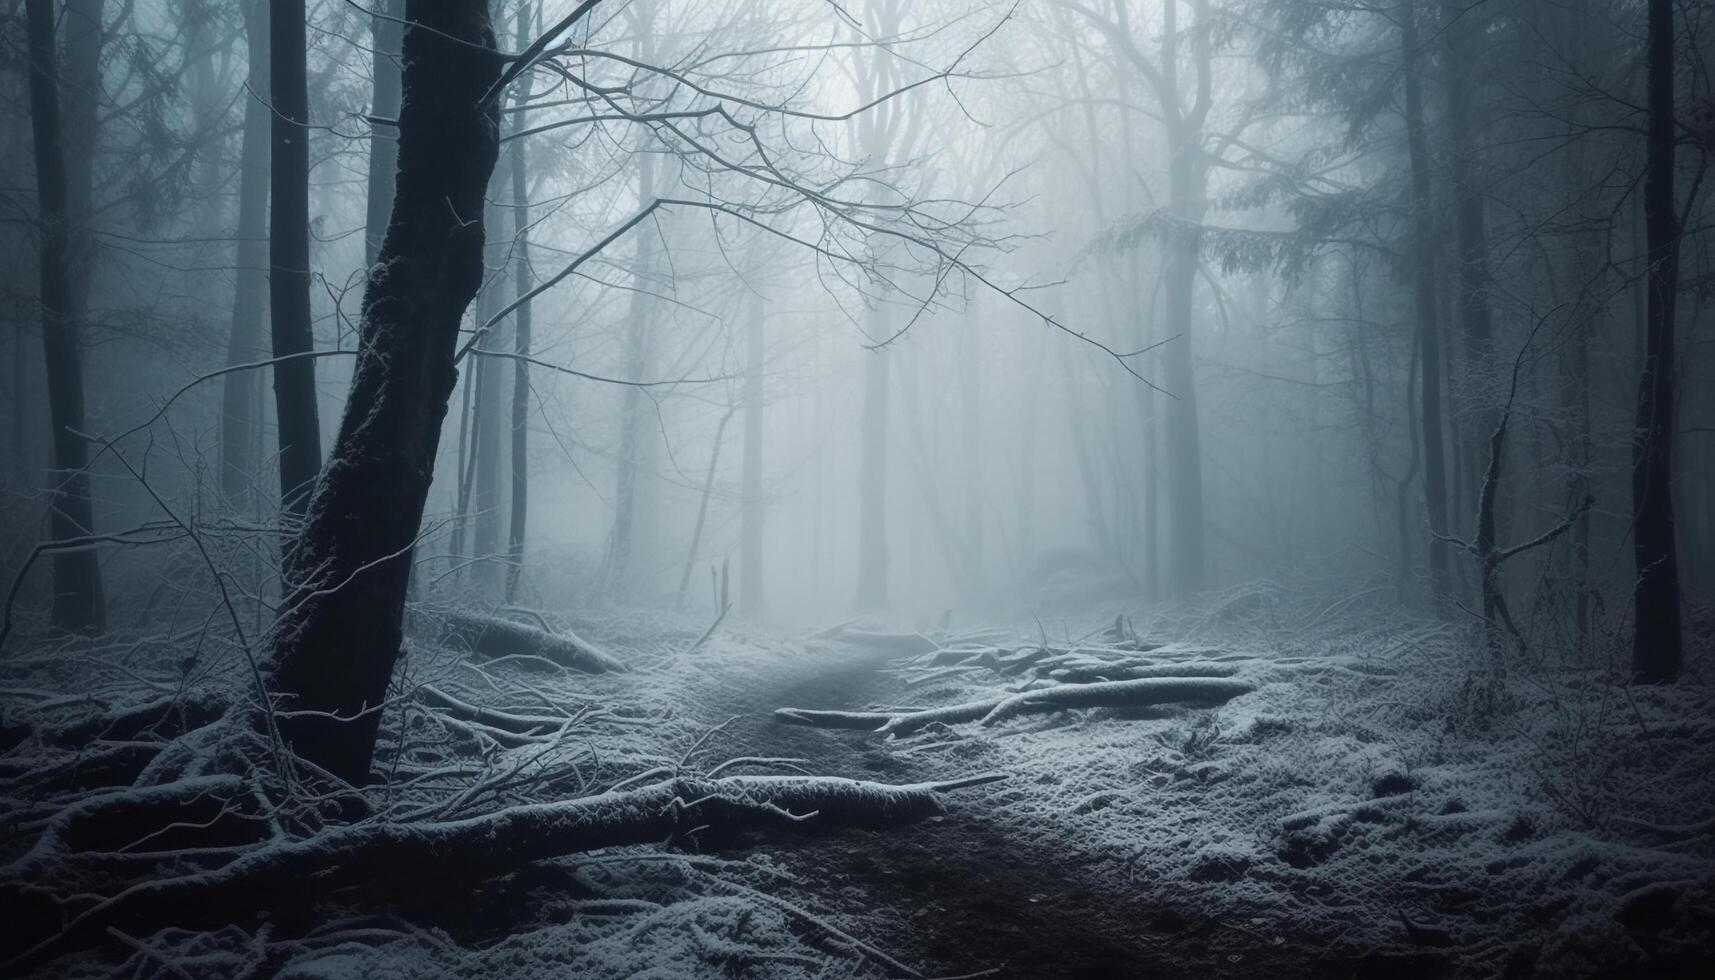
left=2, top=1, right=1712, bottom=977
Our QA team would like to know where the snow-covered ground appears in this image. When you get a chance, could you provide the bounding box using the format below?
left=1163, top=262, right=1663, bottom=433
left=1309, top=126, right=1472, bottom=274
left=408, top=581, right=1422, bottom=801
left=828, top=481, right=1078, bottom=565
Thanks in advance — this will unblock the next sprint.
left=3, top=582, right=1712, bottom=978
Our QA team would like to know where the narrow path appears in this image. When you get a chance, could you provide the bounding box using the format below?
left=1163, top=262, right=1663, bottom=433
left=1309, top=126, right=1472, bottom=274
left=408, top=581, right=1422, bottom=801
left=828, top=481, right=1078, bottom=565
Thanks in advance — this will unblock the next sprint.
left=676, top=628, right=1441, bottom=980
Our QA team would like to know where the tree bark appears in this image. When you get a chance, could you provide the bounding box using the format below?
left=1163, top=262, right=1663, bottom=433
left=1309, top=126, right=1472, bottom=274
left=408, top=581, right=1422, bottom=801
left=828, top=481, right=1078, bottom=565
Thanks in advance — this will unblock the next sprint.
left=24, top=0, right=105, bottom=633
left=1402, top=0, right=1451, bottom=608
left=265, top=1, right=502, bottom=784
left=740, top=287, right=767, bottom=616
left=1631, top=0, right=1683, bottom=683
left=269, top=0, right=324, bottom=525
left=220, top=1, right=270, bottom=508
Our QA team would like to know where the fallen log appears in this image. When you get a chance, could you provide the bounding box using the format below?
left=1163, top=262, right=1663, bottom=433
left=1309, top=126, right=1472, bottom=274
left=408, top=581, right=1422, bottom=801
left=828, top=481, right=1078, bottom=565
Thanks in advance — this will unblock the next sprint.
left=775, top=676, right=1254, bottom=736
left=4, top=772, right=1004, bottom=972
left=437, top=611, right=625, bottom=673
left=976, top=676, right=1254, bottom=727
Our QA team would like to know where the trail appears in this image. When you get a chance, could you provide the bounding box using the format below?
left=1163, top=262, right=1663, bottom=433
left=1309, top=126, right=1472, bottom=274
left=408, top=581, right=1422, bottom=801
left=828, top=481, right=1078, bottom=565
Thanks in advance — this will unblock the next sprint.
left=662, top=622, right=1432, bottom=980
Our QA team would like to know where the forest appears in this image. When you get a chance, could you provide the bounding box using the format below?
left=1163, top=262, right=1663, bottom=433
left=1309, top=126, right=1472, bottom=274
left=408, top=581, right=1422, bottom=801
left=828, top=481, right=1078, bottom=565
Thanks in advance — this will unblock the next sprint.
left=0, top=0, right=1712, bottom=976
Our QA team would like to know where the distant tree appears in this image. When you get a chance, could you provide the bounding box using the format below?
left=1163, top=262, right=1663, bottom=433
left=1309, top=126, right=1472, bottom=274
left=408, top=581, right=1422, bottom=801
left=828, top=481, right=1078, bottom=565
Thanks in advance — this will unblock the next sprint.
left=364, top=0, right=404, bottom=269
left=504, top=0, right=536, bottom=605
left=23, top=0, right=105, bottom=632
left=740, top=286, right=767, bottom=616
left=1399, top=0, right=1452, bottom=609
left=269, top=0, right=324, bottom=526
left=220, top=1, right=270, bottom=508
left=1631, top=0, right=1683, bottom=683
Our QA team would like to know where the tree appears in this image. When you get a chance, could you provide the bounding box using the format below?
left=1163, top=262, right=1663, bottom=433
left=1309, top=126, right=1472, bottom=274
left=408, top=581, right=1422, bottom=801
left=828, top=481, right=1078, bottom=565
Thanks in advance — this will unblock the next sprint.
left=265, top=1, right=503, bottom=784
left=24, top=0, right=105, bottom=632
left=505, top=0, right=536, bottom=605
left=220, top=1, right=270, bottom=508
left=1400, top=0, right=1451, bottom=608
left=1062, top=0, right=1213, bottom=593
left=1631, top=0, right=1683, bottom=683
left=269, top=0, right=324, bottom=525
left=364, top=0, right=404, bottom=268
left=740, top=286, right=767, bottom=616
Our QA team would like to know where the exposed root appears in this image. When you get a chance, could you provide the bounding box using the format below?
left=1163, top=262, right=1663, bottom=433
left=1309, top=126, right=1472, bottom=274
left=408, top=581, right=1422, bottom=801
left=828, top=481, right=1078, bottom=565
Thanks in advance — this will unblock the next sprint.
left=3, top=772, right=1004, bottom=973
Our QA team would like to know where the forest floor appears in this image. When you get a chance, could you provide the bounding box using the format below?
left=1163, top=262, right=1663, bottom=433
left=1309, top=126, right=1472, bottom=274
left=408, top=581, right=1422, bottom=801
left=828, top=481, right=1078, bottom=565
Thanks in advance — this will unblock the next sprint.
left=4, top=579, right=1715, bottom=979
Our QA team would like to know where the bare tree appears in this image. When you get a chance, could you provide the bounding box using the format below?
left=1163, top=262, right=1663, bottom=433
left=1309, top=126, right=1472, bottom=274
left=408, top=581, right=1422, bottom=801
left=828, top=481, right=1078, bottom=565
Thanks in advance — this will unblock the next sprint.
left=23, top=0, right=105, bottom=632
left=1631, top=0, right=1684, bottom=683
left=265, top=1, right=503, bottom=783
left=220, top=1, right=270, bottom=508
left=270, top=0, right=324, bottom=526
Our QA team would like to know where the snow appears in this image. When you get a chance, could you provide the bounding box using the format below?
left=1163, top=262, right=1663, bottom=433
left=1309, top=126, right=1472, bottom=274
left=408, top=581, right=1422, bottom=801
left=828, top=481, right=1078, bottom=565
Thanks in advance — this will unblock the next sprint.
left=4, top=585, right=1712, bottom=977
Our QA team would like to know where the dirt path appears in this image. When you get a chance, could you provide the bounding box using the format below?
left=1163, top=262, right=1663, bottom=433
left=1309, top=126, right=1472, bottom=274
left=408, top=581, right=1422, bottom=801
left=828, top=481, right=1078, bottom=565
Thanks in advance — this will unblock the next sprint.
left=673, top=628, right=1450, bottom=980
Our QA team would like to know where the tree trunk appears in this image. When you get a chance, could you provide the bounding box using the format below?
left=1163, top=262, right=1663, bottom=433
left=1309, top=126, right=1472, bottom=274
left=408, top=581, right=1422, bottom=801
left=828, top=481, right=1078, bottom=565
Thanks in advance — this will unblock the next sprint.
left=739, top=287, right=766, bottom=616
left=608, top=8, right=659, bottom=600
left=24, top=0, right=105, bottom=633
left=220, top=2, right=270, bottom=509
left=363, top=0, right=403, bottom=269
left=504, top=1, right=535, bottom=605
left=854, top=327, right=891, bottom=611
left=1402, top=1, right=1451, bottom=608
left=265, top=1, right=501, bottom=785
left=470, top=199, right=506, bottom=599
left=960, top=299, right=984, bottom=587
left=1159, top=160, right=1206, bottom=593
left=60, top=0, right=102, bottom=308
left=1440, top=0, right=1502, bottom=552
left=270, top=0, right=324, bottom=525
left=1631, top=0, right=1683, bottom=683
left=677, top=405, right=736, bottom=606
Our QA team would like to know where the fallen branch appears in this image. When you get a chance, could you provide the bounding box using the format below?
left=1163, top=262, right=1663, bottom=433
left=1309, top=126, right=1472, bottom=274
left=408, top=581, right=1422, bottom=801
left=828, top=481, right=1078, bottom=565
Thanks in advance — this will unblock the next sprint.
left=776, top=676, right=1253, bottom=736
left=4, top=772, right=1004, bottom=971
left=436, top=610, right=625, bottom=673
left=417, top=685, right=576, bottom=738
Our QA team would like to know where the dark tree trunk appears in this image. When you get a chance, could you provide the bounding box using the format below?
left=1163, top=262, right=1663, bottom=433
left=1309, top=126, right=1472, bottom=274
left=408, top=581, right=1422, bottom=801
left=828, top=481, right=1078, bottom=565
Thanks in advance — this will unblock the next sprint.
left=270, top=0, right=324, bottom=524
left=505, top=1, right=535, bottom=605
left=60, top=0, right=101, bottom=304
left=221, top=1, right=270, bottom=508
left=363, top=0, right=403, bottom=268
left=1631, top=0, right=1683, bottom=683
left=24, top=0, right=105, bottom=633
left=1440, top=0, right=1502, bottom=550
left=265, top=1, right=501, bottom=785
left=1402, top=1, right=1451, bottom=608
left=739, top=287, right=766, bottom=616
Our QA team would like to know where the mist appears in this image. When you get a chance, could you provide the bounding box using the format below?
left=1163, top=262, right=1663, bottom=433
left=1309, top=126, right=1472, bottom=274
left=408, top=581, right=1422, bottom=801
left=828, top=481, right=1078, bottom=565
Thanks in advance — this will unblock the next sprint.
left=1, top=1, right=1712, bottom=977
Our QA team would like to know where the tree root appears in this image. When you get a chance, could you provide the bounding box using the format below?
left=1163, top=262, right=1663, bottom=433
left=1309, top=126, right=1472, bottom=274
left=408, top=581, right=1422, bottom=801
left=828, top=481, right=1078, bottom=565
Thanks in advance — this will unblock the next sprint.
left=12, top=689, right=230, bottom=749
left=436, top=610, right=626, bottom=673
left=776, top=676, right=1254, bottom=736
left=3, top=771, right=1004, bottom=972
